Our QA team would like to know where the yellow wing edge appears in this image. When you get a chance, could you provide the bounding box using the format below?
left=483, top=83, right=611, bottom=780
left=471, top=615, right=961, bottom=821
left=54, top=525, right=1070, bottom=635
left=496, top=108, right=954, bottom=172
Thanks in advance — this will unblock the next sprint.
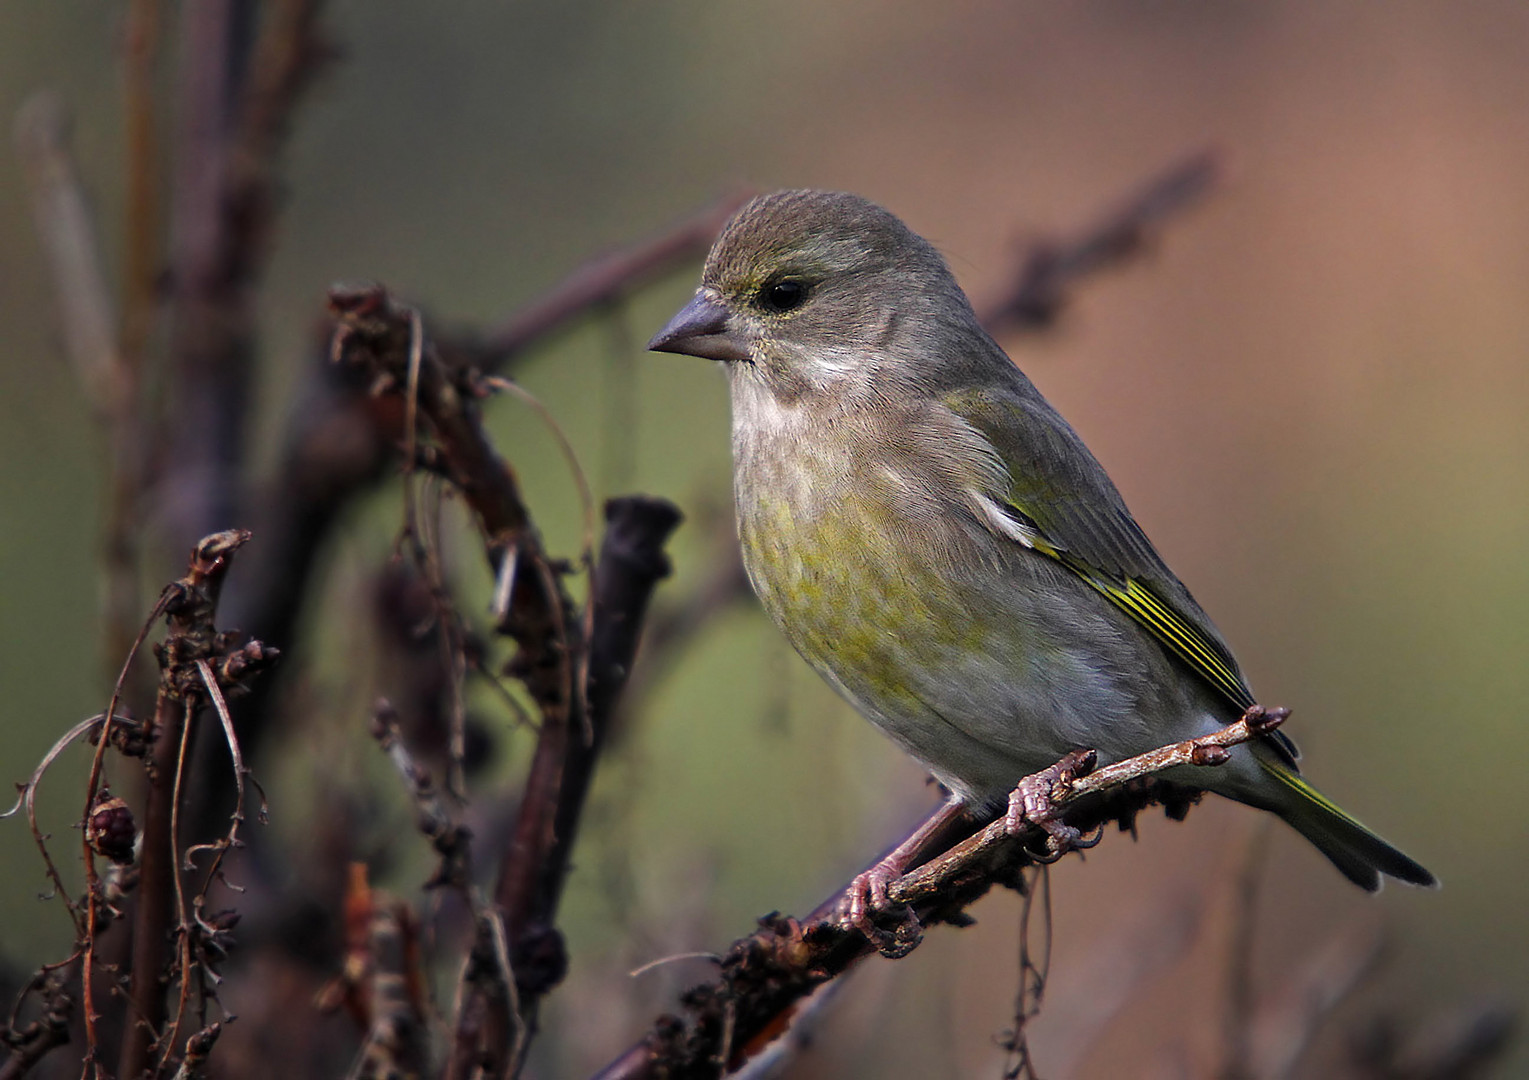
left=1061, top=557, right=1255, bottom=711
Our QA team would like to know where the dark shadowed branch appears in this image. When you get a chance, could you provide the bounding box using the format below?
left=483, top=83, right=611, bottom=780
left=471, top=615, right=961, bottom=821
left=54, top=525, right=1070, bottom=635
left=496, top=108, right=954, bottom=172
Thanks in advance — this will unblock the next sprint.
left=329, top=285, right=684, bottom=1076
left=115, top=531, right=279, bottom=1080
left=161, top=0, right=331, bottom=545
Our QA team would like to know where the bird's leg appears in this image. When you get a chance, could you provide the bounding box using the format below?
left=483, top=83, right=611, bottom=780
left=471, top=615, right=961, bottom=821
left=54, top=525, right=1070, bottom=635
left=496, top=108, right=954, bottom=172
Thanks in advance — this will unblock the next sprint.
left=1003, top=748, right=1101, bottom=859
left=842, top=793, right=974, bottom=943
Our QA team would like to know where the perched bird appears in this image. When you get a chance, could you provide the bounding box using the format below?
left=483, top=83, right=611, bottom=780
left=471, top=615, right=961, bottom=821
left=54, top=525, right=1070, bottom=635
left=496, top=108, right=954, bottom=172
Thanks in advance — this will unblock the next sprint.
left=648, top=189, right=1434, bottom=897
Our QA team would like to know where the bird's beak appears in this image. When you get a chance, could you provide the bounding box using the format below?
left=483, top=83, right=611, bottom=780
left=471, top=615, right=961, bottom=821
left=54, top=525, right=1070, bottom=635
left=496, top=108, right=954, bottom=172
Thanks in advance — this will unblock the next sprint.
left=647, top=292, right=751, bottom=363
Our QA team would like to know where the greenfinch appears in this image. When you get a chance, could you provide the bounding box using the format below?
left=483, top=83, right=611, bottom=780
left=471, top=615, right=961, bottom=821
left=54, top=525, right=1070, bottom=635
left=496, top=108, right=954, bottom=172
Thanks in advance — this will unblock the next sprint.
left=649, top=189, right=1434, bottom=893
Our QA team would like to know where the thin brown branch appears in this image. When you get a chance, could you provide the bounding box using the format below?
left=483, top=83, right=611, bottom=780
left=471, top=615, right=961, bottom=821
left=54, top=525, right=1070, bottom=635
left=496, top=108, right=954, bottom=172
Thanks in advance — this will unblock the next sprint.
left=196, top=189, right=767, bottom=834
left=616, top=524, right=752, bottom=737
left=998, top=865, right=1051, bottom=1080
left=81, top=590, right=174, bottom=1069
left=161, top=0, right=330, bottom=542
left=368, top=700, right=473, bottom=891
left=14, top=89, right=152, bottom=679
left=979, top=148, right=1223, bottom=334
left=112, top=1, right=161, bottom=673
left=461, top=496, right=682, bottom=1079
left=593, top=706, right=1285, bottom=1080
left=13, top=92, right=128, bottom=418
left=478, top=190, right=754, bottom=370
left=0, top=967, right=74, bottom=1080
left=119, top=0, right=162, bottom=372
left=1218, top=820, right=1271, bottom=1080
left=117, top=531, right=255, bottom=1080
left=169, top=1023, right=220, bottom=1080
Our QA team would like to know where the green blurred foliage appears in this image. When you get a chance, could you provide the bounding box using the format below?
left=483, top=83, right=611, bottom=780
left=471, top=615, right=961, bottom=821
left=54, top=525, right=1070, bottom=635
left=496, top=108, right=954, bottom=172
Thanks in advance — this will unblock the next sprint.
left=3, top=1, right=1528, bottom=1076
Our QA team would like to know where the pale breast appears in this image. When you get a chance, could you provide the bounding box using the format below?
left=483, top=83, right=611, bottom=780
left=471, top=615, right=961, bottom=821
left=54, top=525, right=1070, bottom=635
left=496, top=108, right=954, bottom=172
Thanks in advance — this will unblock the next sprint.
left=731, top=386, right=996, bottom=712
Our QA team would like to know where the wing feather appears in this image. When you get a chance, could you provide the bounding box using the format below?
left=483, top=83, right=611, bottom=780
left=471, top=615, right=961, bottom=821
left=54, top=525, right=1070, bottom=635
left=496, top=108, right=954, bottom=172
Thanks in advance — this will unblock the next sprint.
left=942, top=384, right=1273, bottom=728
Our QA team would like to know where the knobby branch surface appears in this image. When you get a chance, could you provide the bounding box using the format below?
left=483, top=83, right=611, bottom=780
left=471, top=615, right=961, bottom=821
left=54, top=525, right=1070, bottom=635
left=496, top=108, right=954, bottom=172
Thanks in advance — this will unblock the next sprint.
left=112, top=530, right=278, bottom=1080
left=0, top=529, right=275, bottom=1080
left=330, top=285, right=684, bottom=1077
left=594, top=707, right=1288, bottom=1080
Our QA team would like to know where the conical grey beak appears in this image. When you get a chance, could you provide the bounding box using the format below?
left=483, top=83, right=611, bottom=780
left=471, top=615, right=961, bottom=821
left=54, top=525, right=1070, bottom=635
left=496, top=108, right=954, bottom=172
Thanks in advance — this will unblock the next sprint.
left=648, top=293, right=752, bottom=363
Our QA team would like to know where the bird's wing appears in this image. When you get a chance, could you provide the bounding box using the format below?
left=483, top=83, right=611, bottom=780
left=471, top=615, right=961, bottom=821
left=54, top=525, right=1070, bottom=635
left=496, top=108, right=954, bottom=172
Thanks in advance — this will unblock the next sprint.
left=943, top=383, right=1268, bottom=723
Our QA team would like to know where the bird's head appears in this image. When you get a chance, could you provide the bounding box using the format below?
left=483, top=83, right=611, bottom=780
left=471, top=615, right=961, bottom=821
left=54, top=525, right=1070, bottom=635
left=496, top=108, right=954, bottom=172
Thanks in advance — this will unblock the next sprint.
left=649, top=190, right=983, bottom=405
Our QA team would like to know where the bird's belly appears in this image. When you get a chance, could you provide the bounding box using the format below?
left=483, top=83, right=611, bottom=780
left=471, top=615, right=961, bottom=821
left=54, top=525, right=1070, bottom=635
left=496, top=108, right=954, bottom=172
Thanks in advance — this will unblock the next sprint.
left=737, top=490, right=1192, bottom=803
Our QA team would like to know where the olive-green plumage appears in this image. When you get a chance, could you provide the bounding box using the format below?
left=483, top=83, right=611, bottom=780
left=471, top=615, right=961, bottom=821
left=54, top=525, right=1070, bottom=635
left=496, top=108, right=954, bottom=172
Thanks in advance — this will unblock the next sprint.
left=649, top=189, right=1434, bottom=891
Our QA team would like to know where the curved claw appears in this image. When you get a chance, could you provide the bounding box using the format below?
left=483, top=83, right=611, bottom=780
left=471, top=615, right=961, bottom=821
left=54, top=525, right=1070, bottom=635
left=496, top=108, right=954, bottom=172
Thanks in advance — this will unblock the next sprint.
left=1003, top=757, right=1100, bottom=862
left=842, top=865, right=923, bottom=957
left=1072, top=823, right=1106, bottom=850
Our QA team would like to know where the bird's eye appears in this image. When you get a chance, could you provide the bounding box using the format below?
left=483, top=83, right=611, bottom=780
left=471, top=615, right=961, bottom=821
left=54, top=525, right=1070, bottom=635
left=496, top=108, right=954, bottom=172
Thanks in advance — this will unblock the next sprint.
left=759, top=278, right=809, bottom=314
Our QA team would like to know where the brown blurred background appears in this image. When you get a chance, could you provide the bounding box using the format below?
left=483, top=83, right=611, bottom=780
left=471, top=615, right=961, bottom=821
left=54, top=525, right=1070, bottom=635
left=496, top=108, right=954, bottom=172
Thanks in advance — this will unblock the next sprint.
left=3, top=2, right=1527, bottom=1076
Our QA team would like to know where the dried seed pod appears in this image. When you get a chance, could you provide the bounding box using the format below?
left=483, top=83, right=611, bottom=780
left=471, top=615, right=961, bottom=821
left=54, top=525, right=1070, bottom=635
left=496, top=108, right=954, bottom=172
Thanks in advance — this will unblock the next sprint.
left=87, top=792, right=138, bottom=864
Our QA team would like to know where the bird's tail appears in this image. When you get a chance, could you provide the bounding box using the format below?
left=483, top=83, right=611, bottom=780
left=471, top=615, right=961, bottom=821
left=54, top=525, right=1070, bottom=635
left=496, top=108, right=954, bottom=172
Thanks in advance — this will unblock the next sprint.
left=1258, top=754, right=1437, bottom=891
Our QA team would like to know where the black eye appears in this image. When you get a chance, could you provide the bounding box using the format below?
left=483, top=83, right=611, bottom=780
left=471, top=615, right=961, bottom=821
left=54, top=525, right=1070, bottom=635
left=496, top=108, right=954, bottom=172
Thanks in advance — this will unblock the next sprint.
left=759, top=278, right=809, bottom=313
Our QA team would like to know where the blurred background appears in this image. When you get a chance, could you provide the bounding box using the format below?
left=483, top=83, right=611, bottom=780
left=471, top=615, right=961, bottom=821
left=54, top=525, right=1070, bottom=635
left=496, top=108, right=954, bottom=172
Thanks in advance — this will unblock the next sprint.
left=3, top=1, right=1527, bottom=1076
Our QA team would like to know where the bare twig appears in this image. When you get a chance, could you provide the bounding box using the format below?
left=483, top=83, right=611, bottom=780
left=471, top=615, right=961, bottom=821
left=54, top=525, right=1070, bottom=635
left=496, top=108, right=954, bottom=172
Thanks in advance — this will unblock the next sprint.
left=184, top=653, right=270, bottom=878
left=1218, top=820, right=1271, bottom=1080
left=369, top=701, right=472, bottom=891
left=593, top=706, right=1286, bottom=1080
left=119, top=0, right=162, bottom=372
left=3, top=714, right=117, bottom=933
left=999, top=866, right=1051, bottom=1080
left=14, top=93, right=127, bottom=418
left=117, top=530, right=257, bottom=1080
left=478, top=191, right=754, bottom=369
left=979, top=148, right=1223, bottom=333
left=81, top=589, right=174, bottom=1066
left=482, top=374, right=600, bottom=743
left=0, top=968, right=75, bottom=1080
left=332, top=287, right=684, bottom=1073
left=474, top=496, right=683, bottom=1077
left=169, top=1023, right=221, bottom=1080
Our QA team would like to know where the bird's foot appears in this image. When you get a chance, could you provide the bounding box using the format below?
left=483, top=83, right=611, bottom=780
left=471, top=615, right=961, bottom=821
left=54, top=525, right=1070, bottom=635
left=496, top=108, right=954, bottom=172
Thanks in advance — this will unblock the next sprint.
left=1003, top=749, right=1101, bottom=860
left=842, top=862, right=923, bottom=957
left=836, top=795, right=972, bottom=955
